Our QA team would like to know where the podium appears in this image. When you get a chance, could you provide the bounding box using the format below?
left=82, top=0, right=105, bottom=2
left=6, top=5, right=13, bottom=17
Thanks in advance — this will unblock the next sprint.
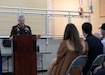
left=13, top=35, right=37, bottom=75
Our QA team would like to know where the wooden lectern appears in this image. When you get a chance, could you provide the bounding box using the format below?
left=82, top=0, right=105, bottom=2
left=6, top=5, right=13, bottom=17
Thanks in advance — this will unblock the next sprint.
left=13, top=35, right=37, bottom=75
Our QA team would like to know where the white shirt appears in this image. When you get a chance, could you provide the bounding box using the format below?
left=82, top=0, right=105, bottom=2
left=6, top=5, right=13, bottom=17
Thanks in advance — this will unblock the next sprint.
left=101, top=38, right=105, bottom=54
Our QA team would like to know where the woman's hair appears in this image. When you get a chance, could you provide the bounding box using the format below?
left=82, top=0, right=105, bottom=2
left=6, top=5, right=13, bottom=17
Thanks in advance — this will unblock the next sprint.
left=63, top=23, right=83, bottom=54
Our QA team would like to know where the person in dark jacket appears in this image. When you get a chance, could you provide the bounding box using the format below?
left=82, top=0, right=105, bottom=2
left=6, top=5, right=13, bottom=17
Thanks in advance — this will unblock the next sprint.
left=10, top=15, right=32, bottom=39
left=93, top=62, right=105, bottom=75
left=0, top=49, right=2, bottom=75
left=82, top=22, right=103, bottom=75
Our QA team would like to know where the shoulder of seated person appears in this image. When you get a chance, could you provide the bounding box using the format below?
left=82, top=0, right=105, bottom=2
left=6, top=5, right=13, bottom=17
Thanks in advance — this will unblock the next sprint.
left=80, top=37, right=84, bottom=40
left=59, top=40, right=67, bottom=47
left=61, top=40, right=66, bottom=44
left=65, top=40, right=75, bottom=51
left=102, top=39, right=105, bottom=42
left=79, top=38, right=86, bottom=43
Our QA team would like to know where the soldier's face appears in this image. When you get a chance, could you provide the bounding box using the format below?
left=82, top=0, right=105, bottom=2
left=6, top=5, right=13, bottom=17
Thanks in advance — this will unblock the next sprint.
left=18, top=17, right=25, bottom=25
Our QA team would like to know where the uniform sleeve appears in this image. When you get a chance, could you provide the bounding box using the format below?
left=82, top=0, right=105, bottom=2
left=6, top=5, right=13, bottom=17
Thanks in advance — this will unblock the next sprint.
left=10, top=26, right=15, bottom=37
left=56, top=41, right=67, bottom=63
left=28, top=26, right=32, bottom=34
left=26, top=26, right=32, bottom=34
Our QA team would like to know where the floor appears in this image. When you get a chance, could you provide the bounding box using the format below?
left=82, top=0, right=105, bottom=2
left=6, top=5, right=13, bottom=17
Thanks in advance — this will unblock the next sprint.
left=2, top=72, right=47, bottom=75
left=38, top=72, right=46, bottom=75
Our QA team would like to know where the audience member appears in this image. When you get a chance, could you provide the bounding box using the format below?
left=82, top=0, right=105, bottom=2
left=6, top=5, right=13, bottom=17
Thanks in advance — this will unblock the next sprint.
left=82, top=22, right=103, bottom=75
left=94, top=33, right=100, bottom=39
left=100, top=23, right=105, bottom=54
left=93, top=62, right=105, bottom=75
left=0, top=49, right=2, bottom=75
left=47, top=23, right=88, bottom=75
left=93, top=23, right=105, bottom=75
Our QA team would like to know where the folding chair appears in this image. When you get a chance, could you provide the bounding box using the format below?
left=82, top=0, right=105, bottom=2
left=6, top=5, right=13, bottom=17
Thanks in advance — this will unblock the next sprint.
left=66, top=55, right=87, bottom=75
left=86, top=54, right=105, bottom=75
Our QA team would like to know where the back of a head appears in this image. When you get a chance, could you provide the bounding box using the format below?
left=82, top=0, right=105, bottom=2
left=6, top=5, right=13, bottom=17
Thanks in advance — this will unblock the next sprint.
left=100, top=23, right=105, bottom=38
left=63, top=23, right=79, bottom=40
left=82, top=22, right=92, bottom=34
left=63, top=23, right=83, bottom=54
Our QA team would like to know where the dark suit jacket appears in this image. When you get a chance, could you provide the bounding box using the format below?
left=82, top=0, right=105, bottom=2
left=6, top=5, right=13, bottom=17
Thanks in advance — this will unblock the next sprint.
left=83, top=34, right=103, bottom=75
left=10, top=24, right=32, bottom=37
left=0, top=51, right=2, bottom=75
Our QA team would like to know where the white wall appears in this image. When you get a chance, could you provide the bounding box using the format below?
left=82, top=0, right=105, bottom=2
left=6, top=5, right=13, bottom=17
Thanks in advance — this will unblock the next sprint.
left=50, top=0, right=105, bottom=36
